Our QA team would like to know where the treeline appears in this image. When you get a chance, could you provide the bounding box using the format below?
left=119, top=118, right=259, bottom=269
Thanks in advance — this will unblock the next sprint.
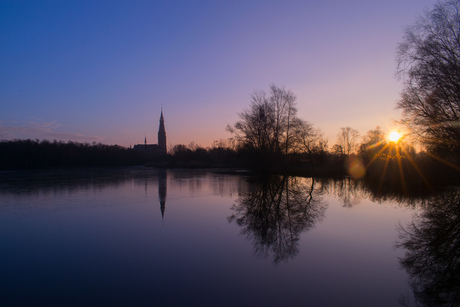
left=1, top=137, right=458, bottom=189
left=0, top=139, right=149, bottom=169
left=0, top=138, right=330, bottom=172
left=167, top=142, right=341, bottom=176
left=166, top=141, right=334, bottom=172
left=168, top=138, right=460, bottom=189
left=166, top=142, right=239, bottom=168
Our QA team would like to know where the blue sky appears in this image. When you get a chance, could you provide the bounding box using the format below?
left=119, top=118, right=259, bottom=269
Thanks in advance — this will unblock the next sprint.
left=1, top=0, right=436, bottom=147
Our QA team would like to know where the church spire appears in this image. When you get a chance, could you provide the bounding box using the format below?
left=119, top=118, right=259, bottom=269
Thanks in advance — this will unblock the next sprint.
left=158, top=109, right=167, bottom=155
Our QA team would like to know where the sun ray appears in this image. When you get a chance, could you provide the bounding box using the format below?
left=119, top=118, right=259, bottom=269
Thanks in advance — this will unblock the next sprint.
left=365, top=142, right=391, bottom=169
left=377, top=155, right=391, bottom=195
left=425, top=151, right=460, bottom=172
left=400, top=146, right=431, bottom=189
left=396, top=147, right=407, bottom=194
left=360, top=129, right=437, bottom=194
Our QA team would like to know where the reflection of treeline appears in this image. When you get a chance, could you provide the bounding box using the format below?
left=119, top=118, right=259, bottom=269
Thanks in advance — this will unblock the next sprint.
left=0, top=166, right=159, bottom=195
left=0, top=139, right=149, bottom=169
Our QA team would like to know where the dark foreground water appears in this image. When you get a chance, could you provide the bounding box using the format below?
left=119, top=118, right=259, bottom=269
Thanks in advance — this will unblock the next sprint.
left=0, top=167, right=458, bottom=306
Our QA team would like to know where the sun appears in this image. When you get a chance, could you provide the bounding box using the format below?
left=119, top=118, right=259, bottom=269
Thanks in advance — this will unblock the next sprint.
left=388, top=131, right=401, bottom=143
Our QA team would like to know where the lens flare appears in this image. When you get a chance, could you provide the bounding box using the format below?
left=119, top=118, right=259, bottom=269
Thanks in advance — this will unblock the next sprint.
left=347, top=157, right=365, bottom=179
left=389, top=131, right=401, bottom=143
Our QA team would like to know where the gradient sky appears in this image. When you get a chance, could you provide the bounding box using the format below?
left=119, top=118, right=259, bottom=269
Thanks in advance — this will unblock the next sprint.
left=1, top=0, right=436, bottom=148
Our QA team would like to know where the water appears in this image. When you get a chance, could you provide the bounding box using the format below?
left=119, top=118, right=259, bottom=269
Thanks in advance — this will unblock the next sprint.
left=0, top=167, right=456, bottom=306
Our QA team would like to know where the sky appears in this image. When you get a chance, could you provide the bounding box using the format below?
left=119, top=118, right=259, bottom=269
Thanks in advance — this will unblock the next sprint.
left=1, top=0, right=437, bottom=148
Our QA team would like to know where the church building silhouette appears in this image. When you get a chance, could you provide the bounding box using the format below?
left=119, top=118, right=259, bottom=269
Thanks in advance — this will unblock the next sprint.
left=133, top=110, right=167, bottom=155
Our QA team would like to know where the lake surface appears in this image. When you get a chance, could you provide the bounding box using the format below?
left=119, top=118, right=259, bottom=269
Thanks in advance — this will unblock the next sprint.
left=0, top=167, right=458, bottom=306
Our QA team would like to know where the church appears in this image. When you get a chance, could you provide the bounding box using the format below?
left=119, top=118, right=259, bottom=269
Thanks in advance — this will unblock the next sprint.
left=133, top=110, right=167, bottom=155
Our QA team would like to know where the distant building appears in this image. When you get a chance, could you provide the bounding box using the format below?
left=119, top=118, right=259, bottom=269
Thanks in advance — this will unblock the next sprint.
left=133, top=110, right=167, bottom=155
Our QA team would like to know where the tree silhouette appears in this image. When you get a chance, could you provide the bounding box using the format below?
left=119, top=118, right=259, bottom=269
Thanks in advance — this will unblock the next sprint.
left=227, top=85, right=294, bottom=166
left=336, top=127, right=359, bottom=156
left=227, top=84, right=324, bottom=171
left=397, top=0, right=460, bottom=162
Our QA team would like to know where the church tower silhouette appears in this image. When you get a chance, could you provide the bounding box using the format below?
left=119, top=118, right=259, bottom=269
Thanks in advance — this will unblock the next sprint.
left=132, top=110, right=167, bottom=155
left=158, top=109, right=167, bottom=155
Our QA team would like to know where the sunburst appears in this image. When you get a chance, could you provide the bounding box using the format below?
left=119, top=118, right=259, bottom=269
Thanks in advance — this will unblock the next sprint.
left=388, top=131, right=401, bottom=143
left=352, top=129, right=431, bottom=194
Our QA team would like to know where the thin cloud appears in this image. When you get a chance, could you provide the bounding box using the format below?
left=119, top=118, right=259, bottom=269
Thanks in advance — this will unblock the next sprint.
left=0, top=122, right=102, bottom=143
left=29, top=121, right=61, bottom=130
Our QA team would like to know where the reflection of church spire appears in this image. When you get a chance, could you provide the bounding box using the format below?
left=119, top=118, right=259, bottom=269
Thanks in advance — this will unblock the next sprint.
left=158, top=169, right=167, bottom=221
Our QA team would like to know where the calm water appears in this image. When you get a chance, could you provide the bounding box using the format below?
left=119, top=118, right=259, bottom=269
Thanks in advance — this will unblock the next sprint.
left=0, top=167, right=457, bottom=306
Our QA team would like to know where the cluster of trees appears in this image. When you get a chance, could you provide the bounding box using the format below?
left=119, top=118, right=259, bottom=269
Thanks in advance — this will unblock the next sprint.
left=0, top=139, right=148, bottom=169
left=227, top=84, right=325, bottom=170
left=0, top=138, right=240, bottom=170
left=223, top=85, right=402, bottom=168
left=221, top=77, right=460, bottom=185
left=166, top=140, right=239, bottom=168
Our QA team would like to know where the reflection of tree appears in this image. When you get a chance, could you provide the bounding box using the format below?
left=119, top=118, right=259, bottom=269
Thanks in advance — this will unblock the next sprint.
left=228, top=176, right=326, bottom=264
left=317, top=177, right=363, bottom=208
left=315, top=177, right=431, bottom=209
left=397, top=191, right=460, bottom=306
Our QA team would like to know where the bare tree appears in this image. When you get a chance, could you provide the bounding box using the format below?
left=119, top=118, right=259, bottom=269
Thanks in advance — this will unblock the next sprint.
left=336, top=127, right=360, bottom=155
left=331, top=144, right=344, bottom=156
left=361, top=126, right=385, bottom=147
left=227, top=91, right=275, bottom=153
left=291, top=119, right=324, bottom=155
left=269, top=85, right=297, bottom=155
left=227, top=84, right=299, bottom=157
left=358, top=126, right=387, bottom=162
left=288, top=119, right=325, bottom=170
left=397, top=0, right=460, bottom=161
